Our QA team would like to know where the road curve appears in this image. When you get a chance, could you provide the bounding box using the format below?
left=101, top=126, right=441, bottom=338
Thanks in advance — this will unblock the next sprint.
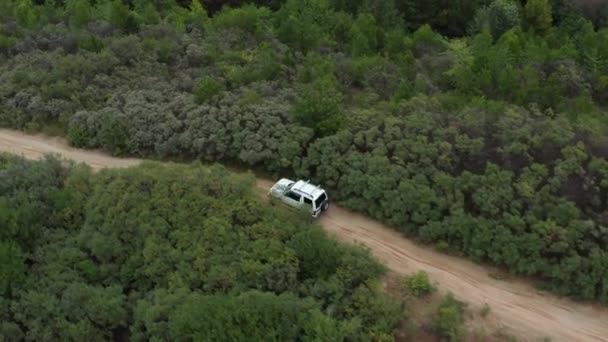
left=1, top=128, right=607, bottom=342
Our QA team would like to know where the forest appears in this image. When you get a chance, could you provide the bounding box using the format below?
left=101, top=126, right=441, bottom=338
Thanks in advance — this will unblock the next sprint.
left=0, top=154, right=410, bottom=340
left=1, top=0, right=608, bottom=309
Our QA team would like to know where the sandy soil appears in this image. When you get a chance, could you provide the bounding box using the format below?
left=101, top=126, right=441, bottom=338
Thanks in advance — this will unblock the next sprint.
left=2, top=128, right=608, bottom=342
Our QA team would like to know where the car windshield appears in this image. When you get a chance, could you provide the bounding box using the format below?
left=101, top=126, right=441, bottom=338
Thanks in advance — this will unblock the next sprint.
left=314, top=192, right=326, bottom=208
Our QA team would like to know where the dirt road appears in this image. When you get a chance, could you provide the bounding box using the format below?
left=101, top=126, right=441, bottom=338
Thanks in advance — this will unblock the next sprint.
left=1, top=128, right=607, bottom=342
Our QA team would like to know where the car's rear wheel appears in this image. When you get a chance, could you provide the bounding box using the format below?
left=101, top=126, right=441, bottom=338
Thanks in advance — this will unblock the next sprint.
left=322, top=201, right=329, bottom=211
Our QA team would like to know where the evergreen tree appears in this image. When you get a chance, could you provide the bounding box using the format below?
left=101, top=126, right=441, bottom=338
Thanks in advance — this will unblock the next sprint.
left=67, top=0, right=92, bottom=29
left=109, top=0, right=132, bottom=32
left=524, top=0, right=553, bottom=35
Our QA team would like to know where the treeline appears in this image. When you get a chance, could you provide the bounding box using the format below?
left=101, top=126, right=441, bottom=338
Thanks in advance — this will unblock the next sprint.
left=0, top=154, right=403, bottom=340
left=1, top=0, right=608, bottom=303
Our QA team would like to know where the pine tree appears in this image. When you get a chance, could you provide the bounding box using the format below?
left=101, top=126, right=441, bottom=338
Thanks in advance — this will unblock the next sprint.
left=524, top=0, right=552, bottom=36
left=67, top=0, right=92, bottom=29
left=109, top=0, right=130, bottom=31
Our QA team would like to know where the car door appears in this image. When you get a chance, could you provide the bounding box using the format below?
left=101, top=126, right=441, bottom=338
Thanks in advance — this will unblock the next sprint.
left=283, top=190, right=302, bottom=208
left=303, top=196, right=314, bottom=214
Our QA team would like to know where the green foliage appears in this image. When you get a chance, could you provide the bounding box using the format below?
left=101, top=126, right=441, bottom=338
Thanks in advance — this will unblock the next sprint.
left=213, top=4, right=271, bottom=35
left=2, top=0, right=608, bottom=307
left=294, top=74, right=344, bottom=137
left=275, top=0, right=330, bottom=53
left=0, top=158, right=400, bottom=340
left=350, top=12, right=378, bottom=56
left=435, top=293, right=465, bottom=341
left=404, top=271, right=435, bottom=297
left=224, top=43, right=282, bottom=87
left=398, top=0, right=471, bottom=36
left=109, top=0, right=128, bottom=27
left=0, top=34, right=17, bottom=54
left=170, top=291, right=318, bottom=341
left=67, top=0, right=92, bottom=29
left=186, top=0, right=207, bottom=30
left=109, top=0, right=137, bottom=32
left=193, top=77, right=224, bottom=103
left=472, top=0, right=521, bottom=39
left=288, top=227, right=341, bottom=279
left=524, top=0, right=553, bottom=35
left=133, top=0, right=161, bottom=25
left=97, top=111, right=129, bottom=155
left=77, top=33, right=104, bottom=53
left=0, top=241, right=25, bottom=297
left=14, top=0, right=40, bottom=29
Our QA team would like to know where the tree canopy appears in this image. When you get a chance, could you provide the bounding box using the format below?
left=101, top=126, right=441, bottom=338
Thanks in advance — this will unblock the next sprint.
left=1, top=0, right=608, bottom=307
left=0, top=154, right=402, bottom=340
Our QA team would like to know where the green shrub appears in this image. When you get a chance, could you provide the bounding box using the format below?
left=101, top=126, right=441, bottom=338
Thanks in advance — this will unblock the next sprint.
left=134, top=0, right=161, bottom=26
left=14, top=0, right=40, bottom=29
left=0, top=158, right=401, bottom=341
left=0, top=34, right=17, bottom=54
left=287, top=227, right=340, bottom=279
left=523, top=0, right=552, bottom=35
left=293, top=75, right=345, bottom=137
left=436, top=293, right=464, bottom=341
left=67, top=0, right=92, bottom=29
left=0, top=241, right=26, bottom=297
left=471, top=0, right=521, bottom=39
left=193, top=77, right=224, bottom=104
left=78, top=34, right=104, bottom=53
left=98, top=112, right=129, bottom=156
left=212, top=4, right=271, bottom=34
left=275, top=0, right=328, bottom=53
left=404, top=271, right=435, bottom=297
left=109, top=0, right=130, bottom=31
left=225, top=46, right=281, bottom=87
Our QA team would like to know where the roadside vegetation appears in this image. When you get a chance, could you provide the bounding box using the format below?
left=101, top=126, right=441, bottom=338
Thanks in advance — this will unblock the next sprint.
left=1, top=0, right=608, bottom=306
left=0, top=154, right=406, bottom=340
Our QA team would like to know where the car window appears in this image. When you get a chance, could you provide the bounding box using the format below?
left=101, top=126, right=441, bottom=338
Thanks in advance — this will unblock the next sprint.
left=286, top=191, right=301, bottom=202
left=303, top=197, right=312, bottom=207
left=314, top=192, right=326, bottom=208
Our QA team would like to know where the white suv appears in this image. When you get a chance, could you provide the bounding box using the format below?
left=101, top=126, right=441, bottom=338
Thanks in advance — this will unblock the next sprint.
left=268, top=178, right=330, bottom=218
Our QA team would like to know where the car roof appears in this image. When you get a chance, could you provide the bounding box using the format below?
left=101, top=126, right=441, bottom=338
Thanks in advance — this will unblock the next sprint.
left=291, top=180, right=325, bottom=198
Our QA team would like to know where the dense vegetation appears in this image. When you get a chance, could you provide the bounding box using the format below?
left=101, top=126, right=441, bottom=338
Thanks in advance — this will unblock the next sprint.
left=1, top=0, right=608, bottom=304
left=0, top=154, right=404, bottom=340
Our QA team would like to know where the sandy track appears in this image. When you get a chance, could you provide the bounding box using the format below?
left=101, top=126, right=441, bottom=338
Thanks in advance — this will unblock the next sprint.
left=1, top=128, right=608, bottom=342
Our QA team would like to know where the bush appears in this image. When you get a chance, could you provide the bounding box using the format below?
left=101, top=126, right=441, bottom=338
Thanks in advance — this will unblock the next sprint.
left=435, top=293, right=464, bottom=341
left=2, top=0, right=608, bottom=308
left=275, top=0, right=329, bottom=53
left=109, top=0, right=133, bottom=32
left=0, top=34, right=17, bottom=55
left=193, top=77, right=224, bottom=103
left=67, top=110, right=103, bottom=148
left=523, top=0, right=552, bottom=35
left=212, top=4, right=271, bottom=35
left=287, top=227, right=340, bottom=280
left=0, top=159, right=400, bottom=341
left=67, top=0, right=92, bottom=29
left=98, top=111, right=129, bottom=156
left=293, top=75, right=345, bottom=137
left=77, top=34, right=104, bottom=53
left=471, top=0, right=521, bottom=39
left=108, top=35, right=142, bottom=66
left=404, top=271, right=435, bottom=297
